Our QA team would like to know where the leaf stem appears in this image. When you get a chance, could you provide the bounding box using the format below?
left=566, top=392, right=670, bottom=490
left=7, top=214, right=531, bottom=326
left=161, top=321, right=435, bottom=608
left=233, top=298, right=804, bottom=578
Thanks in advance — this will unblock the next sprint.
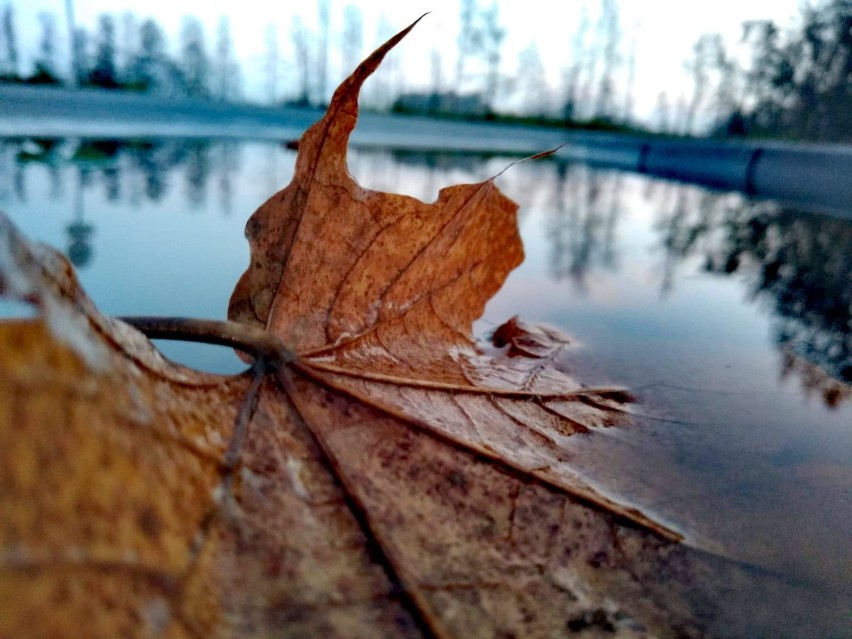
left=118, top=316, right=296, bottom=365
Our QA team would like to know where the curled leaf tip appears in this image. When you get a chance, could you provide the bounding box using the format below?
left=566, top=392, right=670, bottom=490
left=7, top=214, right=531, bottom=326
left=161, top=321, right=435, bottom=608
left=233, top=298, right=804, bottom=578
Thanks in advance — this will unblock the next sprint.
left=328, top=14, right=426, bottom=112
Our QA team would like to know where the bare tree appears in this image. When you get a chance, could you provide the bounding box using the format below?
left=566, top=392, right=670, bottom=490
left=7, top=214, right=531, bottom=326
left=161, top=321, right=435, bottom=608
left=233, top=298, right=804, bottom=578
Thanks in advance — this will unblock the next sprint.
left=740, top=20, right=784, bottom=130
left=33, top=12, right=60, bottom=83
left=684, top=34, right=724, bottom=135
left=71, top=27, right=89, bottom=86
left=214, top=17, right=240, bottom=102
left=88, top=15, right=118, bottom=88
left=480, top=2, right=505, bottom=109
left=593, top=0, right=621, bottom=119
left=710, top=39, right=739, bottom=131
left=180, top=17, right=210, bottom=98
left=621, top=17, right=640, bottom=123
left=341, top=4, right=363, bottom=76
left=562, top=6, right=590, bottom=121
left=118, top=13, right=137, bottom=82
left=455, top=0, right=479, bottom=91
left=291, top=16, right=312, bottom=105
left=1, top=6, right=19, bottom=79
left=517, top=42, right=548, bottom=116
left=578, top=8, right=600, bottom=120
left=264, top=24, right=279, bottom=104
left=128, top=19, right=166, bottom=92
left=316, top=0, right=330, bottom=104
left=63, top=0, right=76, bottom=85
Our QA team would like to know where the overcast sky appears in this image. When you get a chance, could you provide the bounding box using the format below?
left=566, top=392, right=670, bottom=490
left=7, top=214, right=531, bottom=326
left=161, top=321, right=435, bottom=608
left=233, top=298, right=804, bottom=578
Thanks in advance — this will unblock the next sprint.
left=8, top=0, right=802, bottom=124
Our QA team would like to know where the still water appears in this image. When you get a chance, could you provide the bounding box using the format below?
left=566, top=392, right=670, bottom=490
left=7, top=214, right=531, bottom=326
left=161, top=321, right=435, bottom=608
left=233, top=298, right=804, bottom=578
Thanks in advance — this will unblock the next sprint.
left=1, top=136, right=850, bottom=626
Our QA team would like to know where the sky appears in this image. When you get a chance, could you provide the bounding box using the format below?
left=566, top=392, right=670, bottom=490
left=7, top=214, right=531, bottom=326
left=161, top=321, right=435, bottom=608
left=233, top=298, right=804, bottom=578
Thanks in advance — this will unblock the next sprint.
left=7, top=0, right=802, bottom=126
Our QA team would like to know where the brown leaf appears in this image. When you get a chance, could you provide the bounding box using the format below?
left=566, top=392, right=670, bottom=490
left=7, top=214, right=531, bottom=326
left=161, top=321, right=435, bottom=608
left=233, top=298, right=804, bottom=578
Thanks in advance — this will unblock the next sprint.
left=2, top=19, right=839, bottom=639
left=0, top=215, right=425, bottom=638
left=229, top=17, right=666, bottom=538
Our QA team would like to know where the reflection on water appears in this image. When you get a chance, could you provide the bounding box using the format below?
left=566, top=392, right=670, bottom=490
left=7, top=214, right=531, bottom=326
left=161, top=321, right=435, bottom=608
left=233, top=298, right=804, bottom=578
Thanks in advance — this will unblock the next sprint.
left=547, top=163, right=622, bottom=288
left=1, top=136, right=243, bottom=253
left=1, top=135, right=849, bottom=630
left=2, top=137, right=247, bottom=272
left=1, top=136, right=849, bottom=400
left=535, top=163, right=851, bottom=403
left=659, top=194, right=851, bottom=404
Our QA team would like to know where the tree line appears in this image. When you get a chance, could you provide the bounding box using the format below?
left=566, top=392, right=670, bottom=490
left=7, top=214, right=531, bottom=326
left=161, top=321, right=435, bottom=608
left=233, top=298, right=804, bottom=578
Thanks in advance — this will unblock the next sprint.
left=0, top=8, right=241, bottom=100
left=684, top=0, right=850, bottom=141
left=0, top=1, right=848, bottom=140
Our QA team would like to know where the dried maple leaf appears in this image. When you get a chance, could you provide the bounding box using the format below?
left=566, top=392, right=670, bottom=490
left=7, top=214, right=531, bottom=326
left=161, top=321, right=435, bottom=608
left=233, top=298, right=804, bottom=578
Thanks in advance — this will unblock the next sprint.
left=228, top=18, right=666, bottom=538
left=2, top=18, right=840, bottom=639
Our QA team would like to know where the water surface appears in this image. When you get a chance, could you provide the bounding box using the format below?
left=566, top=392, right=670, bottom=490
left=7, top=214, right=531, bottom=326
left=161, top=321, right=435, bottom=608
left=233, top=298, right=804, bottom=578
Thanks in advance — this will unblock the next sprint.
left=1, top=135, right=849, bottom=628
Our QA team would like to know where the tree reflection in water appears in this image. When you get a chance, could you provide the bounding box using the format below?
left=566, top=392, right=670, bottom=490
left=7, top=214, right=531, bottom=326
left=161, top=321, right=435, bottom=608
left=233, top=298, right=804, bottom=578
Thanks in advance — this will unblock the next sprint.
left=702, top=205, right=851, bottom=404
left=542, top=162, right=850, bottom=406
left=2, top=141, right=848, bottom=405
left=654, top=189, right=851, bottom=405
left=0, top=136, right=240, bottom=265
left=67, top=165, right=94, bottom=268
left=0, top=137, right=231, bottom=210
left=547, top=162, right=621, bottom=290
left=215, top=141, right=241, bottom=215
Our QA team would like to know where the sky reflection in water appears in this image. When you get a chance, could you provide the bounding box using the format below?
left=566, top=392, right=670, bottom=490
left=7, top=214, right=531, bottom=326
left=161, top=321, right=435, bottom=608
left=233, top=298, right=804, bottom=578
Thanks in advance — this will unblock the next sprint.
left=1, top=136, right=849, bottom=612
